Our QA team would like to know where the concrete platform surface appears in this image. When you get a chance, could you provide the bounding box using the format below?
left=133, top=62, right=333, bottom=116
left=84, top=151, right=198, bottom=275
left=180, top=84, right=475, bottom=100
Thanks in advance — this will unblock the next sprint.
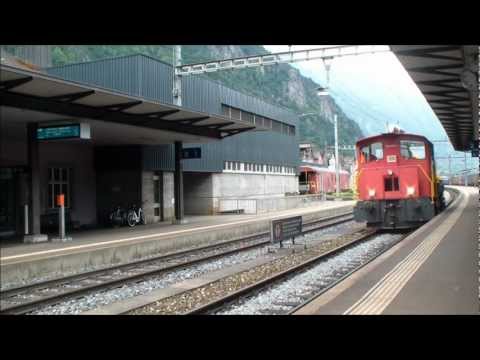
left=295, top=186, right=478, bottom=315
left=1, top=200, right=355, bottom=286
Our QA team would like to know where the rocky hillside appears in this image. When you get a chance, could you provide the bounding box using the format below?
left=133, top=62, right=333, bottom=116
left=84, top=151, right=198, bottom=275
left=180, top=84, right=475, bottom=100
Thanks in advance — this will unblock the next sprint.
left=4, top=45, right=364, bottom=149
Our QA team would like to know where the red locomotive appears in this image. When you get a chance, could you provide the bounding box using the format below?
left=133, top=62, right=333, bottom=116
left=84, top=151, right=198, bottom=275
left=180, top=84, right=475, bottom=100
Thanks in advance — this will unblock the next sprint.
left=353, top=130, right=445, bottom=229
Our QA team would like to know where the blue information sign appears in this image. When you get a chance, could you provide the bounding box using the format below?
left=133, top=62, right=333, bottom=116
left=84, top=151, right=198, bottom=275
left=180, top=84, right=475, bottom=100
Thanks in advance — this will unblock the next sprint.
left=182, top=147, right=202, bottom=159
left=37, top=124, right=81, bottom=140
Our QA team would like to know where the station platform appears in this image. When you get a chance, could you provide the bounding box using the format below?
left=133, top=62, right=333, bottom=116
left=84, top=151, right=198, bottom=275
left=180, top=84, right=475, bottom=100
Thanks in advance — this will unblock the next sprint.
left=0, top=200, right=355, bottom=287
left=294, top=186, right=479, bottom=315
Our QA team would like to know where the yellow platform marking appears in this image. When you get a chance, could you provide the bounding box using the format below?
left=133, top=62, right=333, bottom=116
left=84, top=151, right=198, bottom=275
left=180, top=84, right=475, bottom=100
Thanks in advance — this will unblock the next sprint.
left=343, top=188, right=468, bottom=315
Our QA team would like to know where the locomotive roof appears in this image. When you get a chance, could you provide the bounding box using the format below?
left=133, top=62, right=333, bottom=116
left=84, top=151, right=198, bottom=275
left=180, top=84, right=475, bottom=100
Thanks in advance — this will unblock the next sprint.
left=356, top=132, right=433, bottom=147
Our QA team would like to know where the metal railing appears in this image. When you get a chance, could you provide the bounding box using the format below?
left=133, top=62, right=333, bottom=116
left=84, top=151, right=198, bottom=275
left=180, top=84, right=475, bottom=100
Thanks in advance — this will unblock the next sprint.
left=218, top=199, right=258, bottom=214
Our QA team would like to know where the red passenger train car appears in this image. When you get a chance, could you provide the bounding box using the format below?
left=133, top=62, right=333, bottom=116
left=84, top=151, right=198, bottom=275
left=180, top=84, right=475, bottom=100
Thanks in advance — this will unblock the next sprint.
left=299, top=166, right=350, bottom=194
left=353, top=130, right=445, bottom=229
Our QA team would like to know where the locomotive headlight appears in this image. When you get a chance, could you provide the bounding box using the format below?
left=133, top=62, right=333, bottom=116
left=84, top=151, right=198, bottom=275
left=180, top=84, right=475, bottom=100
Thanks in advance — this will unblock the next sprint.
left=368, top=189, right=376, bottom=198
left=406, top=186, right=415, bottom=196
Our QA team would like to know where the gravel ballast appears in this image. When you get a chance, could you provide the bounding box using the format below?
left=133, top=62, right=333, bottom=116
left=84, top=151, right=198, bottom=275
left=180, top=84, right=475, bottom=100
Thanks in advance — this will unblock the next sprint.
left=27, top=221, right=358, bottom=315
left=128, top=228, right=374, bottom=315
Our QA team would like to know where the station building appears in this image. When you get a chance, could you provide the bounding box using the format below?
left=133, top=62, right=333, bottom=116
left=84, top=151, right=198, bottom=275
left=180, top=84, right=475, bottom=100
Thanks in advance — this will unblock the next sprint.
left=0, top=47, right=300, bottom=241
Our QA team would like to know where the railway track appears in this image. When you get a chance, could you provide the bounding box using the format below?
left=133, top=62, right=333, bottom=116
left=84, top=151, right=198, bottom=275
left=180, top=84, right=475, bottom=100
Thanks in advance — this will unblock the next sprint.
left=0, top=211, right=354, bottom=315
left=182, top=189, right=456, bottom=315
left=185, top=229, right=408, bottom=315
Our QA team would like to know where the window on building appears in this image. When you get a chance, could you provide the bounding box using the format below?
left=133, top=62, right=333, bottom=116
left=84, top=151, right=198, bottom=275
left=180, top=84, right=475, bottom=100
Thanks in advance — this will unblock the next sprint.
left=400, top=140, right=425, bottom=160
left=153, top=173, right=160, bottom=204
left=221, top=104, right=231, bottom=118
left=272, top=120, right=282, bottom=133
left=231, top=107, right=241, bottom=120
left=263, top=118, right=272, bottom=129
left=48, top=167, right=71, bottom=209
left=219, top=104, right=295, bottom=136
left=242, top=111, right=254, bottom=124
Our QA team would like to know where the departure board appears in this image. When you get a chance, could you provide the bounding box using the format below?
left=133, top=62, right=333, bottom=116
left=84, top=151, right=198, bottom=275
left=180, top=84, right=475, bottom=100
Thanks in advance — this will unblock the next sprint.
left=37, top=124, right=89, bottom=140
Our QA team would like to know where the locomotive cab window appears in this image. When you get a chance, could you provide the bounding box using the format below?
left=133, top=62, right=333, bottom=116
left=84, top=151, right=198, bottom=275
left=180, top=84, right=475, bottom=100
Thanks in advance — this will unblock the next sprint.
left=400, top=140, right=425, bottom=160
left=359, top=142, right=383, bottom=163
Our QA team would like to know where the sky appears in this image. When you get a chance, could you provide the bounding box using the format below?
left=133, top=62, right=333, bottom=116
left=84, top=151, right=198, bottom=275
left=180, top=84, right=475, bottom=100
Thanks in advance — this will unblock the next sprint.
left=263, top=45, right=478, bottom=175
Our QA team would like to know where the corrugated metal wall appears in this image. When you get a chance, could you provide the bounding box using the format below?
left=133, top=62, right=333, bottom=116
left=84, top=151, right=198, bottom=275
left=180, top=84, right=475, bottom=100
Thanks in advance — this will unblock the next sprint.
left=2, top=45, right=52, bottom=67
left=46, top=54, right=299, bottom=172
left=47, top=55, right=141, bottom=97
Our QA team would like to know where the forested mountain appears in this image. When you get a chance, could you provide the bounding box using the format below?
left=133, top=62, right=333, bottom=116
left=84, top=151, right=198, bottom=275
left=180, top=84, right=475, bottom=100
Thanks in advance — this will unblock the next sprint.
left=45, top=45, right=364, bottom=149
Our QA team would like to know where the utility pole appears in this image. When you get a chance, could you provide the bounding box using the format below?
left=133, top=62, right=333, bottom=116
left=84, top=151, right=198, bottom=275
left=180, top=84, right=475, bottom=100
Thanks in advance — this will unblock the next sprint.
left=334, top=113, right=340, bottom=197
left=173, top=45, right=182, bottom=106
left=172, top=46, right=185, bottom=224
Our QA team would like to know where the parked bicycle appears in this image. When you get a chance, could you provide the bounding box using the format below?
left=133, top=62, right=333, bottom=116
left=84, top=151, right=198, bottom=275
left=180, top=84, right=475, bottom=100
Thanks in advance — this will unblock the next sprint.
left=109, top=205, right=126, bottom=227
left=126, top=204, right=146, bottom=227
left=108, top=204, right=146, bottom=228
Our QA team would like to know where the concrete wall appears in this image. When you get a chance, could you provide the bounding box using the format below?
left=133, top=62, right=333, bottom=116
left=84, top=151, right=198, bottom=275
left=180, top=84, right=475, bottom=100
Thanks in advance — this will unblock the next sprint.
left=212, top=173, right=298, bottom=198
left=39, top=142, right=96, bottom=227
left=163, top=172, right=174, bottom=221
left=143, top=171, right=175, bottom=223
left=141, top=171, right=155, bottom=224
left=182, top=172, right=299, bottom=215
left=184, top=172, right=213, bottom=215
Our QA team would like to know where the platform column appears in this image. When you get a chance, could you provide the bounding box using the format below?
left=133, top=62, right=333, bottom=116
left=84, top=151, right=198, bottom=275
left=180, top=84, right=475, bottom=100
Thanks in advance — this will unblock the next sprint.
left=24, top=123, right=47, bottom=243
left=173, top=141, right=186, bottom=224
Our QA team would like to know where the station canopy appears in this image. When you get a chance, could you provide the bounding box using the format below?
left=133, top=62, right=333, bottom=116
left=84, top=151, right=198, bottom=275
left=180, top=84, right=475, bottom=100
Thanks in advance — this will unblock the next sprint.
left=390, top=45, right=478, bottom=151
left=0, top=63, right=261, bottom=143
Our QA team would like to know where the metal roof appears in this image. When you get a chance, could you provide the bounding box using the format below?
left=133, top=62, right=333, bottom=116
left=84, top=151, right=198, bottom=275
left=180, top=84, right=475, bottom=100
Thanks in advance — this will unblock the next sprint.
left=0, top=63, right=259, bottom=141
left=356, top=132, right=433, bottom=148
left=390, top=45, right=478, bottom=152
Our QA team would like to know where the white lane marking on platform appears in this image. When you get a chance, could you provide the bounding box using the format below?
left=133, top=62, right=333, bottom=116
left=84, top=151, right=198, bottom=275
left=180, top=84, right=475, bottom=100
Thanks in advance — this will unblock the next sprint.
left=1, top=204, right=352, bottom=262
left=343, top=189, right=468, bottom=315
left=352, top=238, right=440, bottom=315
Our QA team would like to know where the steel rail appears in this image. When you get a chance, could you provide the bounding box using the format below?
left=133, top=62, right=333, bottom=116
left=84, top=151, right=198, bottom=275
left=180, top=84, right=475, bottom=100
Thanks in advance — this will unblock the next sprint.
left=184, top=228, right=378, bottom=315
left=0, top=211, right=354, bottom=315
left=287, top=190, right=459, bottom=315
left=286, top=233, right=410, bottom=315
left=1, top=211, right=352, bottom=298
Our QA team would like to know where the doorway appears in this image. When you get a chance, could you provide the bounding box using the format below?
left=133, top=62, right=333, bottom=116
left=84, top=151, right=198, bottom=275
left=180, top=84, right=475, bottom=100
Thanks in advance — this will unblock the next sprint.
left=0, top=168, right=17, bottom=239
